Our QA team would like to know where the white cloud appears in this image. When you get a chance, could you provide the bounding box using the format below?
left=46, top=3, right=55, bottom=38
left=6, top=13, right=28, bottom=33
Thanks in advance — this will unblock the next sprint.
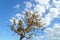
left=10, top=19, right=13, bottom=24
left=41, top=17, right=52, bottom=27
left=53, top=0, right=60, bottom=5
left=24, top=2, right=33, bottom=9
left=15, top=13, right=21, bottom=17
left=32, top=23, right=60, bottom=40
left=15, top=13, right=24, bottom=19
left=24, top=0, right=54, bottom=27
left=10, top=17, right=16, bottom=23
left=46, top=7, right=59, bottom=18
left=33, top=0, right=52, bottom=10
left=11, top=0, right=60, bottom=28
left=14, top=4, right=20, bottom=9
left=53, top=0, right=60, bottom=8
left=33, top=4, right=46, bottom=16
left=24, top=0, right=60, bottom=27
left=24, top=0, right=51, bottom=17
left=10, top=0, right=60, bottom=40
left=45, top=4, right=51, bottom=10
left=24, top=8, right=29, bottom=11
left=10, top=13, right=25, bottom=24
left=10, top=17, right=18, bottom=24
left=34, top=0, right=50, bottom=5
left=43, top=23, right=60, bottom=40
left=41, top=7, right=60, bottom=26
left=49, top=8, right=60, bottom=18
left=32, top=35, right=43, bottom=40
left=53, top=24, right=60, bottom=30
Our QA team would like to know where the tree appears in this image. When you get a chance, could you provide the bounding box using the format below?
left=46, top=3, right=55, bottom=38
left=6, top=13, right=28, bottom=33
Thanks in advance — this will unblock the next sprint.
left=10, top=11, right=45, bottom=40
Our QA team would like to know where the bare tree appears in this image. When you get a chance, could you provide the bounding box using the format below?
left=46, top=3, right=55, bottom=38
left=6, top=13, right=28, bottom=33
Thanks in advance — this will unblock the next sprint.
left=10, top=11, right=45, bottom=40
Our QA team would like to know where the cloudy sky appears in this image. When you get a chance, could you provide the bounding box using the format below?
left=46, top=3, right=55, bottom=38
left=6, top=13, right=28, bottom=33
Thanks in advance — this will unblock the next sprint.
left=0, top=0, right=60, bottom=40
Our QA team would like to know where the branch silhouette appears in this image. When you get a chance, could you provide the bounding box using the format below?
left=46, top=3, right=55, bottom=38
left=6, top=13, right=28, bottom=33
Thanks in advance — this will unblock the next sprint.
left=10, top=11, right=46, bottom=40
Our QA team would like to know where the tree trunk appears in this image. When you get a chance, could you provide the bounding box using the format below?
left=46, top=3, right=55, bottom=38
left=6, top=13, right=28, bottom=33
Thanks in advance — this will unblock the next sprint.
left=20, top=36, right=24, bottom=40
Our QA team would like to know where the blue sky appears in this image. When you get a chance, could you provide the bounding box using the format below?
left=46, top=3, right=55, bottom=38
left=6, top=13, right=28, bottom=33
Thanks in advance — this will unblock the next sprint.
left=0, top=0, right=60, bottom=40
left=0, top=0, right=24, bottom=40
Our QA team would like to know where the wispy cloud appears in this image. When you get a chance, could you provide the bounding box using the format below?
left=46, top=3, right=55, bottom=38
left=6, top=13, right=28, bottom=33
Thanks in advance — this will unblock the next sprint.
left=43, top=23, right=60, bottom=40
left=13, top=4, right=20, bottom=9
left=24, top=2, right=33, bottom=9
left=34, top=0, right=50, bottom=5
